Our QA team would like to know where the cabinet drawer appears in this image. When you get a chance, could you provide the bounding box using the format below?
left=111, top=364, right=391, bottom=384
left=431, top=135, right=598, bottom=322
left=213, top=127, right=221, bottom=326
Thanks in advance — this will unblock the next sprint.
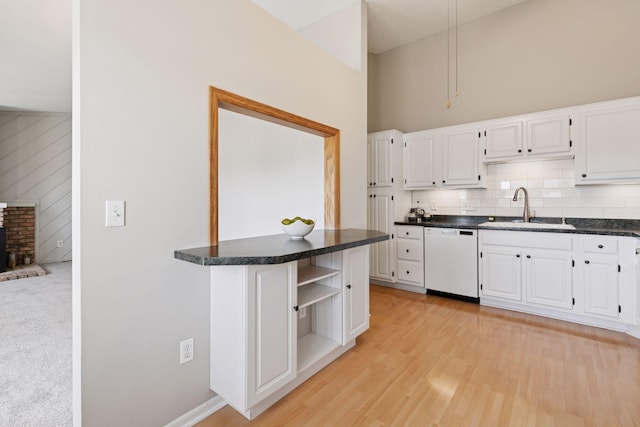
left=583, top=238, right=618, bottom=254
left=397, top=239, right=423, bottom=262
left=397, top=260, right=424, bottom=285
left=397, top=226, right=423, bottom=240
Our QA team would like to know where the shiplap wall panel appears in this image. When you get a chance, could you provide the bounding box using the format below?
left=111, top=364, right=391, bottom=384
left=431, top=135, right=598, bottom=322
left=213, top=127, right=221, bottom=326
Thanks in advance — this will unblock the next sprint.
left=0, top=112, right=72, bottom=263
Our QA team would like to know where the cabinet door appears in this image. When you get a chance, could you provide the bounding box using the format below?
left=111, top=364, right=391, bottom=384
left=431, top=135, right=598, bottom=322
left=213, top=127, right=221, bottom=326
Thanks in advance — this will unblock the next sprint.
left=404, top=132, right=440, bottom=189
left=526, top=113, right=571, bottom=157
left=524, top=250, right=573, bottom=310
left=575, top=100, right=640, bottom=184
left=343, top=246, right=370, bottom=344
left=480, top=246, right=522, bottom=301
left=368, top=191, right=394, bottom=281
left=368, top=134, right=393, bottom=187
left=442, top=128, right=481, bottom=187
left=247, top=263, right=297, bottom=407
left=484, top=121, right=523, bottom=160
left=583, top=257, right=620, bottom=318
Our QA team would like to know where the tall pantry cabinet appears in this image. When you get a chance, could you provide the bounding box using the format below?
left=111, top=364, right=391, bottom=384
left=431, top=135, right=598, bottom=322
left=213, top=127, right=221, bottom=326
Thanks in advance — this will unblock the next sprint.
left=367, top=130, right=411, bottom=282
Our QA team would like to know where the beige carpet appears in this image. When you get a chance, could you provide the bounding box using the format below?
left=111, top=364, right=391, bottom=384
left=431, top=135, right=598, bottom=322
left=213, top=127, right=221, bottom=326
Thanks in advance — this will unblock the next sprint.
left=0, top=261, right=72, bottom=426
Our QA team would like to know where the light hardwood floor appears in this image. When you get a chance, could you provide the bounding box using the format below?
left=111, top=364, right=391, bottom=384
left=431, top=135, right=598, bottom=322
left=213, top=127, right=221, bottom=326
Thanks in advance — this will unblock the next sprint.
left=197, top=285, right=640, bottom=426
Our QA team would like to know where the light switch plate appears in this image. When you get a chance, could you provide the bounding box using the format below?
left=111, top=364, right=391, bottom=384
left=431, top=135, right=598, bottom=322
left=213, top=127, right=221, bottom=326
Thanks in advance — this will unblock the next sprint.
left=105, top=200, right=125, bottom=227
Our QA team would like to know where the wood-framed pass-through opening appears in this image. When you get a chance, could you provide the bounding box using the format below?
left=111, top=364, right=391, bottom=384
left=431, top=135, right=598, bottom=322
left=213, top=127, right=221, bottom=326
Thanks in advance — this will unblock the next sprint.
left=209, top=86, right=340, bottom=245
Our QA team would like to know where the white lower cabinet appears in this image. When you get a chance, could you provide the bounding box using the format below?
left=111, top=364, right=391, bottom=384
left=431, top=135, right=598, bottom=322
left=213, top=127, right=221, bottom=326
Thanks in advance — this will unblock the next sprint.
left=395, top=225, right=425, bottom=287
left=480, top=231, right=573, bottom=312
left=480, top=245, right=522, bottom=301
left=343, top=245, right=370, bottom=342
left=247, top=264, right=297, bottom=407
left=524, top=249, right=574, bottom=310
left=479, top=230, right=638, bottom=331
left=210, top=246, right=370, bottom=419
left=583, top=256, right=619, bottom=318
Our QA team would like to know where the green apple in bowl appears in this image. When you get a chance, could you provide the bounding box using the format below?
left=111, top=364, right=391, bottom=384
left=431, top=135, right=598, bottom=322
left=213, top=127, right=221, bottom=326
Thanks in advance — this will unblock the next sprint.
left=281, top=216, right=315, bottom=239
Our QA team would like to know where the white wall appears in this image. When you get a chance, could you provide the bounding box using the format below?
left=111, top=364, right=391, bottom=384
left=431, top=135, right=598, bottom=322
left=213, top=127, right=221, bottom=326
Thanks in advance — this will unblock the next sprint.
left=413, top=159, right=640, bottom=220
left=0, top=112, right=72, bottom=263
left=369, top=0, right=640, bottom=132
left=218, top=109, right=324, bottom=241
left=76, top=0, right=367, bottom=425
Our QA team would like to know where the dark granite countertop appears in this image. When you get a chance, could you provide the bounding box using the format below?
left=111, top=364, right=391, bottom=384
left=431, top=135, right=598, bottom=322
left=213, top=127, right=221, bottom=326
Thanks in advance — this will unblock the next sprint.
left=395, top=215, right=640, bottom=238
left=174, top=229, right=389, bottom=266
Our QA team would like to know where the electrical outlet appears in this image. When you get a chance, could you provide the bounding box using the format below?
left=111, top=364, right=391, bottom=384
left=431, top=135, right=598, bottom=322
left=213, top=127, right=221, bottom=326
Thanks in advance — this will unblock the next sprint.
left=180, top=338, right=194, bottom=364
left=299, top=306, right=307, bottom=319
left=56, top=240, right=64, bottom=248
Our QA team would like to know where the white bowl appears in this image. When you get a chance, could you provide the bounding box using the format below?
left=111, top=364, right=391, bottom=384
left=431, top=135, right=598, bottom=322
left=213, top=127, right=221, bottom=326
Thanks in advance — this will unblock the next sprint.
left=281, top=220, right=315, bottom=239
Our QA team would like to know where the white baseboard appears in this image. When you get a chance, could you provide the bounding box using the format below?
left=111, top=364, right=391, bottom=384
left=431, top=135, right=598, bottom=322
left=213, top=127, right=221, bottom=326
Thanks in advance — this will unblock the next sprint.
left=164, top=395, right=227, bottom=427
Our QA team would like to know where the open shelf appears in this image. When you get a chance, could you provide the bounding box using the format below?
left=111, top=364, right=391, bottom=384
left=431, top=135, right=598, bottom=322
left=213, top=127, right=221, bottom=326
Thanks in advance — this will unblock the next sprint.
left=298, top=264, right=340, bottom=287
left=297, top=333, right=340, bottom=373
left=298, top=283, right=341, bottom=309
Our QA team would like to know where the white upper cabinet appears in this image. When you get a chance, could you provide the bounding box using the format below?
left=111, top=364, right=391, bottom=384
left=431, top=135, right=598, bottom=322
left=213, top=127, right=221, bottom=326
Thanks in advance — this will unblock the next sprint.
left=404, top=127, right=485, bottom=190
left=367, top=131, right=396, bottom=187
left=526, top=113, right=572, bottom=157
left=483, top=113, right=572, bottom=162
left=442, top=126, right=482, bottom=187
left=574, top=97, right=640, bottom=185
left=484, top=120, right=524, bottom=160
left=403, top=130, right=440, bottom=189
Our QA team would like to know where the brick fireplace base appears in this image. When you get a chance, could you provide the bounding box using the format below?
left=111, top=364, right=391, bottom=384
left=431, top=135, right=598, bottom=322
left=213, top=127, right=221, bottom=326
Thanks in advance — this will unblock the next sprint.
left=2, top=206, right=36, bottom=268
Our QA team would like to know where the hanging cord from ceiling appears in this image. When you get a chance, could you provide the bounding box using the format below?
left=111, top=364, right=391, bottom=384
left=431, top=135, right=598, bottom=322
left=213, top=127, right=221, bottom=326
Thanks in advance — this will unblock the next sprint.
left=446, top=0, right=459, bottom=109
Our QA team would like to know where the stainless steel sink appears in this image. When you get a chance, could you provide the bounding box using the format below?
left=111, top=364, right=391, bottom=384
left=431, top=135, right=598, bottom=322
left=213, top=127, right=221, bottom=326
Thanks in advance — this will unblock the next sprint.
left=479, top=221, right=576, bottom=230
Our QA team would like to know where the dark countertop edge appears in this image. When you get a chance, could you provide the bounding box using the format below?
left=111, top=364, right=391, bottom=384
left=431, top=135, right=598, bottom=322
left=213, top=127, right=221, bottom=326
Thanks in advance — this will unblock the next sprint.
left=394, top=216, right=640, bottom=238
left=174, top=230, right=388, bottom=266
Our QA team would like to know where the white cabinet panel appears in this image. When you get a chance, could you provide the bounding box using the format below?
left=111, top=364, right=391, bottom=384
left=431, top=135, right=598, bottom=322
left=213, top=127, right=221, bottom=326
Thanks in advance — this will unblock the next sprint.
left=397, top=239, right=422, bottom=262
left=343, top=246, right=370, bottom=343
left=404, top=131, right=439, bottom=189
left=247, top=264, right=297, bottom=407
left=583, top=257, right=620, bottom=318
left=575, top=98, right=640, bottom=184
left=442, top=127, right=482, bottom=187
left=481, top=246, right=522, bottom=301
left=524, top=250, right=573, bottom=310
left=368, top=190, right=394, bottom=281
left=526, top=113, right=571, bottom=156
left=368, top=134, right=393, bottom=187
left=485, top=121, right=523, bottom=160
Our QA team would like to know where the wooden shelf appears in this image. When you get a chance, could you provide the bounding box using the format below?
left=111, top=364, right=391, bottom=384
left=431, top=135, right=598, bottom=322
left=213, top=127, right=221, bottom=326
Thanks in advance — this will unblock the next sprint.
left=298, top=264, right=340, bottom=286
left=298, top=283, right=341, bottom=309
left=297, top=333, right=339, bottom=373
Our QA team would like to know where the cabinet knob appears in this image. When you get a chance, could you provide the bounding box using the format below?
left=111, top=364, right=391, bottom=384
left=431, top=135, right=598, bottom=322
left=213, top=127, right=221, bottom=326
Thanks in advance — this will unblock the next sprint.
left=373, top=182, right=376, bottom=186
left=346, top=284, right=352, bottom=289
left=526, top=254, right=531, bottom=258
left=585, top=260, right=590, bottom=264
left=406, top=249, right=410, bottom=253
left=598, top=244, right=604, bottom=249
left=406, top=270, right=410, bottom=274
left=582, top=173, right=587, bottom=178
left=442, top=180, right=446, bottom=184
left=293, top=305, right=299, bottom=311
left=516, top=254, right=521, bottom=258
left=406, top=232, right=409, bottom=235
left=432, top=181, right=436, bottom=185
left=527, top=149, right=532, bottom=153
left=517, top=149, right=522, bottom=153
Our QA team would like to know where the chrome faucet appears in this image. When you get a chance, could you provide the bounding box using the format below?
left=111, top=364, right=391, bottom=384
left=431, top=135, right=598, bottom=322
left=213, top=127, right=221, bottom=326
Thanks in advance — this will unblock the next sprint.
left=512, top=187, right=531, bottom=222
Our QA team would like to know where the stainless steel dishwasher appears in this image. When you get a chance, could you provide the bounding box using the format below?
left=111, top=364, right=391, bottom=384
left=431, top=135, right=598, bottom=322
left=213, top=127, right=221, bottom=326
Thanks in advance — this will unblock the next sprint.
left=424, top=227, right=479, bottom=301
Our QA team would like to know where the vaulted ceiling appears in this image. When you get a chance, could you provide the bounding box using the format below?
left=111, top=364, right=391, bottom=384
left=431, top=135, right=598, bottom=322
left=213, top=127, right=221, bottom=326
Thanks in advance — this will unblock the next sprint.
left=1, top=0, right=526, bottom=112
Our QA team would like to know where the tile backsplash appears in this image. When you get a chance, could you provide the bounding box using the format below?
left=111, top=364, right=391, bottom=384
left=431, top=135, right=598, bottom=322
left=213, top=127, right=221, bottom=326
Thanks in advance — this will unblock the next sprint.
left=412, top=159, right=640, bottom=219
